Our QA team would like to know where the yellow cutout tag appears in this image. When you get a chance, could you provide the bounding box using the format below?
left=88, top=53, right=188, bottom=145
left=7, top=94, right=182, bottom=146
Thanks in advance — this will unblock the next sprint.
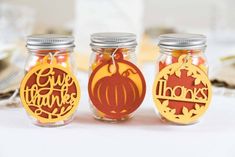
left=20, top=56, right=80, bottom=123
left=152, top=55, right=212, bottom=124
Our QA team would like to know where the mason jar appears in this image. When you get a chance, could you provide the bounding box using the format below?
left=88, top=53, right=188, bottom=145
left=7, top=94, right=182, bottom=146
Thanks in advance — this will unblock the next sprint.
left=88, top=32, right=146, bottom=122
left=22, top=34, right=79, bottom=127
left=153, top=33, right=211, bottom=125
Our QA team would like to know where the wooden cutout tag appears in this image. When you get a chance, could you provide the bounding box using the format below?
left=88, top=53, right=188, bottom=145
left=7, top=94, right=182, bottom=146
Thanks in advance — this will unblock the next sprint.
left=153, top=55, right=212, bottom=124
left=20, top=56, right=80, bottom=123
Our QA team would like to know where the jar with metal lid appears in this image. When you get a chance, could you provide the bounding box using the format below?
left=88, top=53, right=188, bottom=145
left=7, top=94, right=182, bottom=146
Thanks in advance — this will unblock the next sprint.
left=152, top=34, right=212, bottom=125
left=20, top=34, right=80, bottom=127
left=25, top=34, right=76, bottom=71
left=88, top=32, right=146, bottom=122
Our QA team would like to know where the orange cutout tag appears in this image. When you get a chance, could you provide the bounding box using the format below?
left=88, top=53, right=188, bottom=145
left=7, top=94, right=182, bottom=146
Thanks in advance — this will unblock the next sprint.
left=20, top=56, right=80, bottom=123
left=89, top=59, right=146, bottom=119
left=153, top=55, right=212, bottom=124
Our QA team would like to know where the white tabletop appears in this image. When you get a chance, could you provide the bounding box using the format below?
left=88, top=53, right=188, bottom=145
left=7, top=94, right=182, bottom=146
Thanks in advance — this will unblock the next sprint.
left=0, top=70, right=235, bottom=157
left=0, top=39, right=235, bottom=157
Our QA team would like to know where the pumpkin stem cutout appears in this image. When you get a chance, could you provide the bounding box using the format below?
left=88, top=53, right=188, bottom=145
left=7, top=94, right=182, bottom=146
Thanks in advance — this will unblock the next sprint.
left=89, top=58, right=146, bottom=119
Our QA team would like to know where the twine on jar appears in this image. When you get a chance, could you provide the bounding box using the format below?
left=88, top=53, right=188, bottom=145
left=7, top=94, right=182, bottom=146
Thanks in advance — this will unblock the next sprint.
left=48, top=51, right=60, bottom=64
left=181, top=53, right=191, bottom=66
left=111, top=47, right=119, bottom=72
left=175, top=53, right=192, bottom=72
left=184, top=53, right=191, bottom=63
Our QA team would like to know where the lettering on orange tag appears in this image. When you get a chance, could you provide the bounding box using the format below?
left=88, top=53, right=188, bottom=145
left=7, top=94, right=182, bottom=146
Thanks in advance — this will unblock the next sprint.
left=88, top=59, right=146, bottom=119
left=20, top=56, right=80, bottom=123
left=153, top=55, right=212, bottom=124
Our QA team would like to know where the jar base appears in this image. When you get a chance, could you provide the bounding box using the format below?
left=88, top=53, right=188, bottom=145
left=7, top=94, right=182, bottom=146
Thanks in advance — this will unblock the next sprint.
left=92, top=114, right=133, bottom=123
left=159, top=114, right=199, bottom=125
left=90, top=103, right=133, bottom=122
left=31, top=115, right=74, bottom=127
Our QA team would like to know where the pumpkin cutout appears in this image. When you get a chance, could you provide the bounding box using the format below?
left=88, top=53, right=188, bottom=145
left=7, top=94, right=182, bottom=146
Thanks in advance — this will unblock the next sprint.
left=89, top=59, right=146, bottom=119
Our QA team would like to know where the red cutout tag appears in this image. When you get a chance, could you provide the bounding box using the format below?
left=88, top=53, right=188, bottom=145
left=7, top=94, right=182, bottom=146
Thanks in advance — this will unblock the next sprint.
left=89, top=59, right=146, bottom=119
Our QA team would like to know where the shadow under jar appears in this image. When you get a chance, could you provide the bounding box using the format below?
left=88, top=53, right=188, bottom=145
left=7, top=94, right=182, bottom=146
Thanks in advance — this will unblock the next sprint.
left=88, top=32, right=145, bottom=122
left=23, top=34, right=78, bottom=127
left=153, top=33, right=212, bottom=125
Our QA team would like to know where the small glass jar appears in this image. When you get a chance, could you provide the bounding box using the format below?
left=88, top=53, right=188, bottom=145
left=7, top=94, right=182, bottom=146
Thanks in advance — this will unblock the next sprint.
left=89, top=32, right=139, bottom=122
left=154, top=33, right=210, bottom=124
left=24, top=34, right=77, bottom=127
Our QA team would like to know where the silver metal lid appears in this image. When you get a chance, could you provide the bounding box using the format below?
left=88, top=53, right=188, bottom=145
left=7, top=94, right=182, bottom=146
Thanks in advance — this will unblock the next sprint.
left=158, top=33, right=206, bottom=49
left=26, top=34, right=75, bottom=50
left=90, top=32, right=137, bottom=48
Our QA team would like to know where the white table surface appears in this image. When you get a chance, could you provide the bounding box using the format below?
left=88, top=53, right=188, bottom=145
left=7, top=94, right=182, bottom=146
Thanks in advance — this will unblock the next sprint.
left=0, top=39, right=235, bottom=157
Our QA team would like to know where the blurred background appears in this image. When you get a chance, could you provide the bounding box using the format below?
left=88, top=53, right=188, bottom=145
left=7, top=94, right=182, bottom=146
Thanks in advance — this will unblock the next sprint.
left=1, top=0, right=235, bottom=102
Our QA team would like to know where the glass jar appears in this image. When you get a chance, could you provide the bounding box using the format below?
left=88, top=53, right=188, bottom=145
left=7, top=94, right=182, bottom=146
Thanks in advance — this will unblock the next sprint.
left=88, top=32, right=145, bottom=122
left=153, top=34, right=211, bottom=125
left=22, top=34, right=79, bottom=127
